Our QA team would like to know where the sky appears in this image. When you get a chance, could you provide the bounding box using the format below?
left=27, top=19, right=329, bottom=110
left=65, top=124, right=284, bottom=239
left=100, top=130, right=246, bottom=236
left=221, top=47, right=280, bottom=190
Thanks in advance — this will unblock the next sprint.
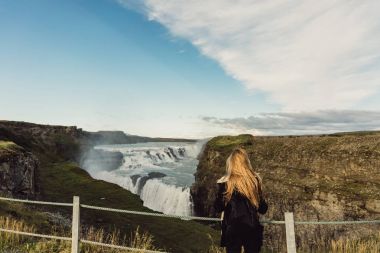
left=1, top=0, right=380, bottom=138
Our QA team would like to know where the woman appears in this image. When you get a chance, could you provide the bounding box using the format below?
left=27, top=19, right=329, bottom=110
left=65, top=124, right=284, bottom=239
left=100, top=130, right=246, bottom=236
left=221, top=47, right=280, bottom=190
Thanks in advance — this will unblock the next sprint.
left=214, top=147, right=268, bottom=253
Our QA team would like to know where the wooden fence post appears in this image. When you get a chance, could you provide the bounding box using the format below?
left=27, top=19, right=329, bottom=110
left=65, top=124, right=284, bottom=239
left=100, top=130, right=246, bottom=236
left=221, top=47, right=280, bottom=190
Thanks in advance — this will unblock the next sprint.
left=71, top=196, right=80, bottom=253
left=284, top=212, right=297, bottom=253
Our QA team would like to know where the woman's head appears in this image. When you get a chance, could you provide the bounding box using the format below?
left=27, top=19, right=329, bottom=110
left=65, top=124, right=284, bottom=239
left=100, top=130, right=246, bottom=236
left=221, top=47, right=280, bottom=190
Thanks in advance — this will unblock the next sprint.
left=226, top=147, right=253, bottom=178
left=218, top=147, right=262, bottom=208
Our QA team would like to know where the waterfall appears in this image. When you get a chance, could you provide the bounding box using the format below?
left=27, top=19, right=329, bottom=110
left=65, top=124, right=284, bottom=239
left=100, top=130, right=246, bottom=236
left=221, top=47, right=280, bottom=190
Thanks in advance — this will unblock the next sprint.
left=140, top=179, right=193, bottom=216
left=84, top=141, right=206, bottom=216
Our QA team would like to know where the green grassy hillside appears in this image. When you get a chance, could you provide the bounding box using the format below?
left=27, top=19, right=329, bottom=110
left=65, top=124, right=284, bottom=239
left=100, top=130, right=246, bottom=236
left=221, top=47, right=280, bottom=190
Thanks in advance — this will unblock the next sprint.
left=36, top=161, right=219, bottom=252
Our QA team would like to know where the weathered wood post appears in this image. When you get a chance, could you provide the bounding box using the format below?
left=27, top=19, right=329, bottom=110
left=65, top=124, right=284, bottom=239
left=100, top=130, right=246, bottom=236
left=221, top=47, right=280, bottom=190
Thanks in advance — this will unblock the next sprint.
left=71, top=196, right=80, bottom=253
left=284, top=212, right=297, bottom=253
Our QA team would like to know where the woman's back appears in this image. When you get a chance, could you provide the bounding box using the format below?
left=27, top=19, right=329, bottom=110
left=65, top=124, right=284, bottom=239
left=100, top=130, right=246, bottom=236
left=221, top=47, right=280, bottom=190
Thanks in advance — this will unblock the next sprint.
left=214, top=147, right=268, bottom=253
left=215, top=181, right=268, bottom=227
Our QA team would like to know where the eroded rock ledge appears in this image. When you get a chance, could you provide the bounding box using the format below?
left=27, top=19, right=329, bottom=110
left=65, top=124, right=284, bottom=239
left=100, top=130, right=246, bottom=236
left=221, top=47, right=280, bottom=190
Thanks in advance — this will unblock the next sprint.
left=0, top=141, right=38, bottom=197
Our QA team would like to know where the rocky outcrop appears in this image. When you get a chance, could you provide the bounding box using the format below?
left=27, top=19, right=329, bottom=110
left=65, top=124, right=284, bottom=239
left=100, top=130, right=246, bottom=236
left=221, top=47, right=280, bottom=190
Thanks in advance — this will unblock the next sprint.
left=0, top=142, right=38, bottom=197
left=191, top=133, right=380, bottom=251
left=0, top=121, right=86, bottom=162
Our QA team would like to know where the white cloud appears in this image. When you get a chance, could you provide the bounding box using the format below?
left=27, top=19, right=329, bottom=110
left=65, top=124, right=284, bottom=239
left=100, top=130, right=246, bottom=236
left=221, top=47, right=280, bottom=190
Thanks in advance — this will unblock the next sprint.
left=119, top=0, right=380, bottom=110
left=202, top=110, right=380, bottom=135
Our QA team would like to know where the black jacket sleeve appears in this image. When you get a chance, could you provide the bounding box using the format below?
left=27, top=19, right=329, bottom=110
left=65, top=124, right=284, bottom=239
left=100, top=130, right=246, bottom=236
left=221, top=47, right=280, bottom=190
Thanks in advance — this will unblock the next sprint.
left=214, top=183, right=226, bottom=213
left=257, top=192, right=268, bottom=214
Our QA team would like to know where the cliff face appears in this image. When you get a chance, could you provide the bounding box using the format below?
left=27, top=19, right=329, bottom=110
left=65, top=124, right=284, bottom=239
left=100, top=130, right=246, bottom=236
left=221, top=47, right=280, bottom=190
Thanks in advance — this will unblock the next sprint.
left=0, top=141, right=37, bottom=197
left=191, top=133, right=380, bottom=251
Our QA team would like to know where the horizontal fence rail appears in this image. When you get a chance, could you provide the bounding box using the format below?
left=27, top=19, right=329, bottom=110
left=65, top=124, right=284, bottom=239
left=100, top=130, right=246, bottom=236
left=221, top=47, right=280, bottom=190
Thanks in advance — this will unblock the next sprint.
left=0, top=228, right=71, bottom=241
left=0, top=196, right=379, bottom=253
left=81, top=203, right=287, bottom=224
left=82, top=203, right=225, bottom=222
left=0, top=196, right=72, bottom=207
left=295, top=220, right=380, bottom=225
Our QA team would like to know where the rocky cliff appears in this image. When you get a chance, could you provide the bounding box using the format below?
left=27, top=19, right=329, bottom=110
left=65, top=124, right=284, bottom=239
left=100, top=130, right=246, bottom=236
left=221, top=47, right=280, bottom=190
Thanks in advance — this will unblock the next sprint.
left=0, top=141, right=37, bottom=197
left=191, top=133, right=380, bottom=251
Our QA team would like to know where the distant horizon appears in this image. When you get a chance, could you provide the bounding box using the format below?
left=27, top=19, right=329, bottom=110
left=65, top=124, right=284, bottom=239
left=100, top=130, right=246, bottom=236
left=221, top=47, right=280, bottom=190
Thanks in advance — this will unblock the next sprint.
left=2, top=119, right=379, bottom=140
left=1, top=1, right=380, bottom=138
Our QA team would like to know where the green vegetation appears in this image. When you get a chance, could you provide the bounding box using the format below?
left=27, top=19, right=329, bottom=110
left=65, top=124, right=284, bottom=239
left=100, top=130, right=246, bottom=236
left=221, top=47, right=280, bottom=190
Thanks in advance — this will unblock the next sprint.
left=207, top=134, right=253, bottom=149
left=0, top=141, right=22, bottom=154
left=0, top=201, right=54, bottom=234
left=0, top=141, right=16, bottom=149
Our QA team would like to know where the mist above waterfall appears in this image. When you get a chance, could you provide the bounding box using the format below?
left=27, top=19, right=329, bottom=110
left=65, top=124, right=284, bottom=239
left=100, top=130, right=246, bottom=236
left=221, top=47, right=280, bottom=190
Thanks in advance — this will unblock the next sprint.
left=82, top=140, right=207, bottom=216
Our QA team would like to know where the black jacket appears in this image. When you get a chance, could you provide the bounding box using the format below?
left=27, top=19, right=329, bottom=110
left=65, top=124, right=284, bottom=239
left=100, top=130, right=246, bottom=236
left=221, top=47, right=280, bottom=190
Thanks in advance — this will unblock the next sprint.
left=214, top=182, right=268, bottom=247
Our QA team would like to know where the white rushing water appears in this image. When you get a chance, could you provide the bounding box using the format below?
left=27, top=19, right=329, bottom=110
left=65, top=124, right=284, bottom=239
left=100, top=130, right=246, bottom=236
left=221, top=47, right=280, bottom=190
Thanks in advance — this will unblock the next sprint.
left=84, top=141, right=206, bottom=216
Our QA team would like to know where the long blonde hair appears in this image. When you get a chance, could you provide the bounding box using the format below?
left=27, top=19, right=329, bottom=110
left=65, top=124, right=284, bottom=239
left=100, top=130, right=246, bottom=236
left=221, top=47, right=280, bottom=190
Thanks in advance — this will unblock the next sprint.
left=217, top=147, right=262, bottom=208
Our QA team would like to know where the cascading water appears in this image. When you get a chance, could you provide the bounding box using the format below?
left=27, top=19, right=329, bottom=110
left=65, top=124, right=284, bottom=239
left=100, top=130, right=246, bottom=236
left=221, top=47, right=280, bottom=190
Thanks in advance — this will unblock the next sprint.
left=83, top=141, right=206, bottom=216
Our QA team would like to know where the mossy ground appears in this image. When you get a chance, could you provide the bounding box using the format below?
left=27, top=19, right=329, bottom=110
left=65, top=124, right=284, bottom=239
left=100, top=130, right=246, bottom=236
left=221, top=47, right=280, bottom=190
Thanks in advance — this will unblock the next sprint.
left=0, top=141, right=16, bottom=149
left=207, top=134, right=253, bottom=149
left=0, top=141, right=23, bottom=154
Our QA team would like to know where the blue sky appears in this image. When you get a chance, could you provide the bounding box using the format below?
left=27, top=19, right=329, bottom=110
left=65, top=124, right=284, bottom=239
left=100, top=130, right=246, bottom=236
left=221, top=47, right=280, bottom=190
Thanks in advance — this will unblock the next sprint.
left=1, top=0, right=380, bottom=138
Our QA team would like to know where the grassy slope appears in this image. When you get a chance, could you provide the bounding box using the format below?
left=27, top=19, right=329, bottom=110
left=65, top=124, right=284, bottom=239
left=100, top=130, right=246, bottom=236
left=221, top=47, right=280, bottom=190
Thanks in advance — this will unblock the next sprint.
left=1, top=155, right=219, bottom=253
